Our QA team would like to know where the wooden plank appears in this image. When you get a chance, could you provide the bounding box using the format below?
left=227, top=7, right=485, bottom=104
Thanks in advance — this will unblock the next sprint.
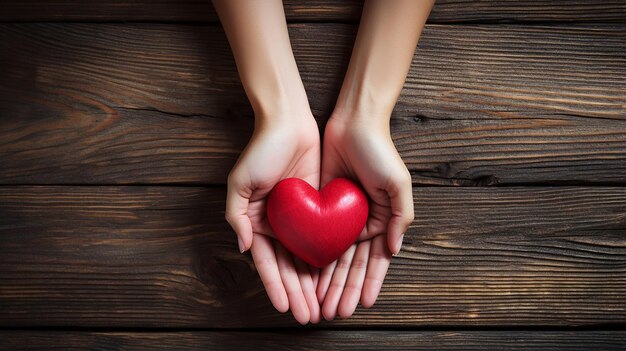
left=0, top=186, right=624, bottom=327
left=0, top=24, right=624, bottom=185
left=1, top=331, right=625, bottom=350
left=1, top=0, right=625, bottom=23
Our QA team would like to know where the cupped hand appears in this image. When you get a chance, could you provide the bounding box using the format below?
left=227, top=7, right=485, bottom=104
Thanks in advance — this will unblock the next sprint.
left=225, top=114, right=322, bottom=324
left=316, top=114, right=414, bottom=320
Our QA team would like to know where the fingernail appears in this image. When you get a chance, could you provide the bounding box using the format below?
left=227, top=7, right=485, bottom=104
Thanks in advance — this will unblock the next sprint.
left=394, top=233, right=405, bottom=256
left=237, top=237, right=246, bottom=253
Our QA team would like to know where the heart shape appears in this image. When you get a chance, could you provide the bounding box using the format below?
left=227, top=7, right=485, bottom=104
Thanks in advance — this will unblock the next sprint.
left=267, top=178, right=369, bottom=268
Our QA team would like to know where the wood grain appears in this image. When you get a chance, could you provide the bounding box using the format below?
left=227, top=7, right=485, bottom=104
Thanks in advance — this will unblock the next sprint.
left=1, top=331, right=625, bottom=350
left=1, top=0, right=625, bottom=23
left=1, top=186, right=624, bottom=328
left=0, top=24, right=624, bottom=185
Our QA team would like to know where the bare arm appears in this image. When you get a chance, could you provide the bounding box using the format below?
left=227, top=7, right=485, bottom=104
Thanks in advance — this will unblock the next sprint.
left=335, top=0, right=435, bottom=124
left=318, top=0, right=435, bottom=320
left=213, top=0, right=321, bottom=325
left=212, top=0, right=310, bottom=120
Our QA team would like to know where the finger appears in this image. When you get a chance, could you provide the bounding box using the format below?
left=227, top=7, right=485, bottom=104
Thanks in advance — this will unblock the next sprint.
left=338, top=240, right=371, bottom=318
left=225, top=177, right=254, bottom=253
left=275, top=243, right=310, bottom=325
left=310, top=265, right=320, bottom=289
left=361, top=235, right=392, bottom=308
left=386, top=171, right=414, bottom=255
left=250, top=235, right=289, bottom=313
left=316, top=259, right=337, bottom=304
left=294, top=258, right=321, bottom=324
left=322, top=245, right=356, bottom=321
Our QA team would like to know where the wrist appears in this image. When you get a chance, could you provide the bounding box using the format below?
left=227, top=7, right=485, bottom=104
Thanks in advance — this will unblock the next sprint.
left=253, top=91, right=314, bottom=124
left=329, top=104, right=391, bottom=135
left=251, top=88, right=312, bottom=122
left=331, top=82, right=396, bottom=131
left=335, top=98, right=395, bottom=122
left=255, top=106, right=319, bottom=143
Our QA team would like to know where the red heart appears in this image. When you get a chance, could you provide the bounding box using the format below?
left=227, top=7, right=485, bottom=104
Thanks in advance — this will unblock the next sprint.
left=267, top=178, right=368, bottom=268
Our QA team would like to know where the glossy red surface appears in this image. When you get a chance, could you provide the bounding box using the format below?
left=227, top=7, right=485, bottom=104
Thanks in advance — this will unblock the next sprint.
left=266, top=178, right=369, bottom=268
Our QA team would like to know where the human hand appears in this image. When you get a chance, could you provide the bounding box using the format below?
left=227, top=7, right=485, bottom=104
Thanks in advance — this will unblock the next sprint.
left=225, top=113, right=322, bottom=324
left=316, top=114, right=414, bottom=320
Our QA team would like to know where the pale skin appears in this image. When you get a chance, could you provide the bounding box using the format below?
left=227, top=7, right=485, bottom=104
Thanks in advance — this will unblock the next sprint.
left=215, top=0, right=434, bottom=324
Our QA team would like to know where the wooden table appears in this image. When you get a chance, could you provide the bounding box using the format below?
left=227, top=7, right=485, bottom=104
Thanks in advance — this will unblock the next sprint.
left=1, top=1, right=625, bottom=349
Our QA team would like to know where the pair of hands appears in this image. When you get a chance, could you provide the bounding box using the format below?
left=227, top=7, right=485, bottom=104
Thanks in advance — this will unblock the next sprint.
left=225, top=111, right=414, bottom=324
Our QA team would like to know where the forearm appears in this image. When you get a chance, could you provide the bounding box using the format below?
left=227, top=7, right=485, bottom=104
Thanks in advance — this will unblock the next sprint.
left=212, top=0, right=310, bottom=121
left=334, top=0, right=435, bottom=125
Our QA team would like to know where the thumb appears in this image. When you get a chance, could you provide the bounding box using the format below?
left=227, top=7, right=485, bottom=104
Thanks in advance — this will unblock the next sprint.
left=225, top=177, right=254, bottom=253
left=386, top=173, right=414, bottom=255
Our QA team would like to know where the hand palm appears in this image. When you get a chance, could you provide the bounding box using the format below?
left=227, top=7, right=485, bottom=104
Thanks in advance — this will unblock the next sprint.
left=226, top=117, right=322, bottom=324
left=323, top=118, right=411, bottom=240
left=322, top=139, right=393, bottom=242
left=316, top=117, right=413, bottom=320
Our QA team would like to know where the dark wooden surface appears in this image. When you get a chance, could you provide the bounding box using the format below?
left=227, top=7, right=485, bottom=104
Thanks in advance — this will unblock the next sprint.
left=1, top=331, right=625, bottom=351
left=0, top=186, right=624, bottom=328
left=1, top=24, right=624, bottom=185
left=1, top=0, right=624, bottom=349
left=1, top=0, right=625, bottom=23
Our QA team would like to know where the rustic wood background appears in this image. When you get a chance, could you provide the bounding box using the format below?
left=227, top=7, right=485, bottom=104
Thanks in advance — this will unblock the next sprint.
left=0, top=1, right=625, bottom=349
